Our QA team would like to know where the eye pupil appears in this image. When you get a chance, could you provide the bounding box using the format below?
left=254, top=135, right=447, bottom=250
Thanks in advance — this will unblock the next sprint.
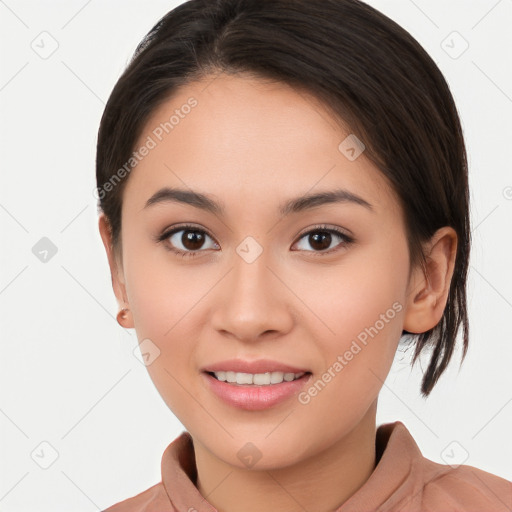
left=310, top=231, right=331, bottom=251
left=183, top=230, right=205, bottom=250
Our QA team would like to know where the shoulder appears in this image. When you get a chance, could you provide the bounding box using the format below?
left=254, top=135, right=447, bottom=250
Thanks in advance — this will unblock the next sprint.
left=377, top=421, right=512, bottom=511
left=101, top=482, right=173, bottom=512
left=417, top=458, right=512, bottom=511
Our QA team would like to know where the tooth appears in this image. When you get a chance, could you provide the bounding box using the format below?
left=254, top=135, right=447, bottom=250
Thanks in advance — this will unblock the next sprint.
left=236, top=372, right=253, bottom=384
left=253, top=373, right=271, bottom=385
left=212, top=370, right=306, bottom=385
left=270, top=371, right=284, bottom=384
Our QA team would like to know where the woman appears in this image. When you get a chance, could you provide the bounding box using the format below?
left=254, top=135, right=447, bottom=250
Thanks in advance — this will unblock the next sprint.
left=96, top=0, right=512, bottom=510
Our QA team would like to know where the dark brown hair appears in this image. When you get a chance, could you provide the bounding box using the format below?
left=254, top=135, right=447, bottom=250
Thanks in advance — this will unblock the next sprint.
left=96, top=0, right=470, bottom=397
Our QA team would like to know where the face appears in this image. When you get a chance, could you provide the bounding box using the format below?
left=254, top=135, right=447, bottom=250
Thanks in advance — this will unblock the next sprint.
left=105, top=73, right=416, bottom=469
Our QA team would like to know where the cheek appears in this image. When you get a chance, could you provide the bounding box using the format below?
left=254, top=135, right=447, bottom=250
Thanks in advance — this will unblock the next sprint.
left=122, top=222, right=408, bottom=431
left=121, top=243, right=214, bottom=415
left=295, top=244, right=407, bottom=388
left=122, top=235, right=209, bottom=335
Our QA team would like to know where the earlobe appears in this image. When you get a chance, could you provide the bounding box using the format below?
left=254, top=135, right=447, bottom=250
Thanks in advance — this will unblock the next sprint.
left=403, top=227, right=457, bottom=334
left=98, top=214, right=133, bottom=328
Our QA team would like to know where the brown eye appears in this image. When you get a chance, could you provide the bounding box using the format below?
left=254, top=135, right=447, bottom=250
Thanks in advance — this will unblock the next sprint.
left=167, top=228, right=217, bottom=252
left=307, top=231, right=332, bottom=251
left=157, top=224, right=219, bottom=257
left=180, top=230, right=207, bottom=250
left=293, top=226, right=354, bottom=254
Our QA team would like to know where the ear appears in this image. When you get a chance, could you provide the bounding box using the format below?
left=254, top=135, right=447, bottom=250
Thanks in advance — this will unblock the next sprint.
left=403, top=226, right=458, bottom=334
left=98, top=213, right=134, bottom=328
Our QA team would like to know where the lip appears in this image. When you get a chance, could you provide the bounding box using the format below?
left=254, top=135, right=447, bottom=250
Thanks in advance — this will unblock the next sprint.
left=202, top=371, right=312, bottom=411
left=201, top=358, right=310, bottom=374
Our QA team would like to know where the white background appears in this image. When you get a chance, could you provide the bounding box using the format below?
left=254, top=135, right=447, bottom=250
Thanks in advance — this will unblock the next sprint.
left=1, top=0, right=511, bottom=510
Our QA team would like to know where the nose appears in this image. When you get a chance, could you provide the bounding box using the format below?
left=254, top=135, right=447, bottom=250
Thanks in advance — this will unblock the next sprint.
left=210, top=247, right=294, bottom=343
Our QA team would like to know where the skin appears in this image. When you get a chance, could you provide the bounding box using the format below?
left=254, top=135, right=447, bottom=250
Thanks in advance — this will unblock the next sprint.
left=99, top=72, right=457, bottom=512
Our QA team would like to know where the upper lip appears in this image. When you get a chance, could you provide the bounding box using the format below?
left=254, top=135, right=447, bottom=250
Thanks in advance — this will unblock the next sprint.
left=202, top=359, right=310, bottom=374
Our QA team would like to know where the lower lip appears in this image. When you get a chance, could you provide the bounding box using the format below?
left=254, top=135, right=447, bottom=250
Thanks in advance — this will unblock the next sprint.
left=202, top=372, right=312, bottom=411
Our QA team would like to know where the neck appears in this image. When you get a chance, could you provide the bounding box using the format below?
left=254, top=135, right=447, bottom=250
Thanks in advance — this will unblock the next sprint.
left=193, top=401, right=377, bottom=512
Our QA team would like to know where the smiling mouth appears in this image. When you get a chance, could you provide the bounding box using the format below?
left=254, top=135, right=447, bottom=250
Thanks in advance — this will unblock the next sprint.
left=206, top=370, right=312, bottom=386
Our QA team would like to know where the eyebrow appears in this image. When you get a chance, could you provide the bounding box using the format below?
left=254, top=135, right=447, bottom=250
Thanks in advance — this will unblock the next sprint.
left=142, top=186, right=374, bottom=216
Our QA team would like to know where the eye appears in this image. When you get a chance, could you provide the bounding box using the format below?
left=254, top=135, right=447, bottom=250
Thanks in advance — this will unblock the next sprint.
left=156, top=224, right=219, bottom=258
left=292, top=224, right=354, bottom=255
left=156, top=223, right=354, bottom=258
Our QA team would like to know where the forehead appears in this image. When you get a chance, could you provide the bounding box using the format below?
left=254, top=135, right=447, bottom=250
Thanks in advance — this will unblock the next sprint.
left=123, top=73, right=398, bottom=217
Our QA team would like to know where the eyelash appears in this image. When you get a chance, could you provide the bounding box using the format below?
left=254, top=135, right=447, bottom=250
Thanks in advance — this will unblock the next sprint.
left=155, top=223, right=355, bottom=259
